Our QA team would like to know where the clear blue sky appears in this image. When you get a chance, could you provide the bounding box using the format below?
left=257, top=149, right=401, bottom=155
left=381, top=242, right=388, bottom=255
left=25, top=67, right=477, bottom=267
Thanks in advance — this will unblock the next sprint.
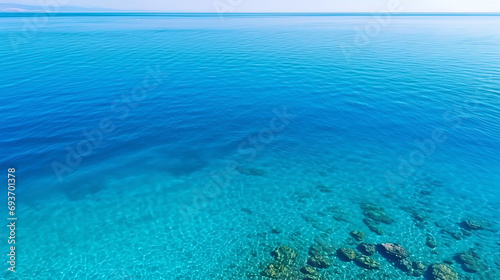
left=7, top=0, right=500, bottom=12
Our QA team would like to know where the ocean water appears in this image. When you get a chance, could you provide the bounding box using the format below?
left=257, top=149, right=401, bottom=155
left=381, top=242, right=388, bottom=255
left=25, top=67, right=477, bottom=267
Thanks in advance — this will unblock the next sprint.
left=0, top=14, right=499, bottom=280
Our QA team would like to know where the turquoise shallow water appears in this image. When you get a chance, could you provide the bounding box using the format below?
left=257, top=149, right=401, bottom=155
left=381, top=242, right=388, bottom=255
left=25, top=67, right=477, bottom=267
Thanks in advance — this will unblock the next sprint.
left=0, top=14, right=499, bottom=279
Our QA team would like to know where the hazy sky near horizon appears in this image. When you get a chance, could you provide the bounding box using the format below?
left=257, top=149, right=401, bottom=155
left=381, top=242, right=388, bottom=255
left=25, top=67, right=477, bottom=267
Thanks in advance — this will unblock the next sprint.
left=7, top=0, right=500, bottom=12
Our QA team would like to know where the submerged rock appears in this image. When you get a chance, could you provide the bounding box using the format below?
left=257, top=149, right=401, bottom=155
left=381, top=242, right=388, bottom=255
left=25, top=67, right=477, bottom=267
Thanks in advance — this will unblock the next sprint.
left=307, top=240, right=333, bottom=270
left=379, top=243, right=409, bottom=260
left=448, top=231, right=463, bottom=240
left=307, top=252, right=331, bottom=269
left=261, top=263, right=291, bottom=279
left=316, top=184, right=333, bottom=193
left=357, top=243, right=376, bottom=256
left=430, top=263, right=458, bottom=280
left=411, top=211, right=428, bottom=222
left=377, top=243, right=425, bottom=276
left=426, top=234, right=438, bottom=248
left=300, top=265, right=325, bottom=280
left=350, top=230, right=365, bottom=241
left=271, top=228, right=282, bottom=234
left=455, top=249, right=486, bottom=273
left=300, top=266, right=318, bottom=276
left=363, top=218, right=384, bottom=235
left=308, top=244, right=322, bottom=257
left=395, top=258, right=413, bottom=273
left=337, top=248, right=356, bottom=261
left=411, top=261, right=427, bottom=277
left=460, top=219, right=488, bottom=231
left=271, top=245, right=297, bottom=266
left=312, top=234, right=336, bottom=255
left=323, top=206, right=349, bottom=222
left=261, top=245, right=297, bottom=279
left=401, top=206, right=429, bottom=224
left=361, top=203, right=394, bottom=224
left=393, top=257, right=427, bottom=276
left=354, top=254, right=381, bottom=269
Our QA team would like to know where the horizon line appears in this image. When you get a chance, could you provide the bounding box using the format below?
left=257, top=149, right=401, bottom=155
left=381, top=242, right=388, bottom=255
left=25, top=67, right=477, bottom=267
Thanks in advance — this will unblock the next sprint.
left=1, top=12, right=500, bottom=15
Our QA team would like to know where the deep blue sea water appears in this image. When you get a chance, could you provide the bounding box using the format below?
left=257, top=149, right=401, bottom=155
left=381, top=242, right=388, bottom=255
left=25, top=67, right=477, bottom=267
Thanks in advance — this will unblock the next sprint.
left=0, top=14, right=499, bottom=279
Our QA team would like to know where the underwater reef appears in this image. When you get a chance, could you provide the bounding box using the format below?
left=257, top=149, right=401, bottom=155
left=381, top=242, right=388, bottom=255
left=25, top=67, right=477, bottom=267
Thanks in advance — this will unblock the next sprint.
left=252, top=177, right=497, bottom=280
